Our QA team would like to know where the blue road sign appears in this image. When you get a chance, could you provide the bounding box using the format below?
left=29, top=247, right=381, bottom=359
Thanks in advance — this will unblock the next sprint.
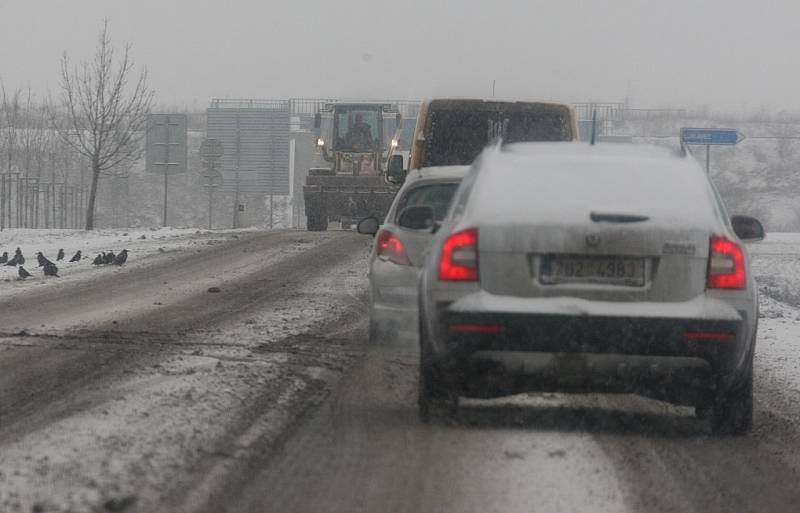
left=680, top=127, right=744, bottom=145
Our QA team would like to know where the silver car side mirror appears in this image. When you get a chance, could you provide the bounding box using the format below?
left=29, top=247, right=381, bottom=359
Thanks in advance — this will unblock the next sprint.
left=731, top=215, right=765, bottom=242
left=357, top=216, right=380, bottom=236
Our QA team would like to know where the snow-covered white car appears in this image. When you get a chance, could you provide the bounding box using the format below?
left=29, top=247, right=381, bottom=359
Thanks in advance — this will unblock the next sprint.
left=358, top=166, right=469, bottom=341
left=417, top=142, right=764, bottom=435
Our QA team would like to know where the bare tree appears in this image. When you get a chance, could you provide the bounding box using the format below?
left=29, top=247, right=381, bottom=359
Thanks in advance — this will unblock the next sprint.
left=0, top=83, right=22, bottom=229
left=52, top=19, right=154, bottom=230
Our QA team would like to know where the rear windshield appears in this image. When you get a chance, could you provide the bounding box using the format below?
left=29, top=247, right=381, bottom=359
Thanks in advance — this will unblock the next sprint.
left=395, top=183, right=460, bottom=223
left=422, top=105, right=572, bottom=167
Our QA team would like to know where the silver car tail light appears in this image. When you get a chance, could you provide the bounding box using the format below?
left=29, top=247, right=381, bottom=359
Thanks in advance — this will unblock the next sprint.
left=375, top=229, right=410, bottom=266
left=438, top=228, right=478, bottom=281
left=706, top=236, right=745, bottom=290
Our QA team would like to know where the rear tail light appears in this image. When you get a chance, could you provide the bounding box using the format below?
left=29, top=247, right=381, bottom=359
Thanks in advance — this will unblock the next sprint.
left=707, top=236, right=746, bottom=289
left=375, top=229, right=410, bottom=266
left=439, top=228, right=478, bottom=281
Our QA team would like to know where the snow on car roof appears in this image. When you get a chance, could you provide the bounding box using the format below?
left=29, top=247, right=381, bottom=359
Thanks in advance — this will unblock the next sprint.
left=405, top=165, right=470, bottom=184
left=466, top=142, right=723, bottom=228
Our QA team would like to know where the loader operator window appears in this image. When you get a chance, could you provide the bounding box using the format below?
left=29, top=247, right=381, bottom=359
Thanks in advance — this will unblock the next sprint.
left=336, top=109, right=381, bottom=152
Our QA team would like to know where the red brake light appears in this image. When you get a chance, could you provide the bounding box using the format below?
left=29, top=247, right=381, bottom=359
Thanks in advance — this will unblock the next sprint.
left=438, top=228, right=478, bottom=281
left=375, top=230, right=410, bottom=265
left=707, top=236, right=745, bottom=289
left=448, top=323, right=500, bottom=334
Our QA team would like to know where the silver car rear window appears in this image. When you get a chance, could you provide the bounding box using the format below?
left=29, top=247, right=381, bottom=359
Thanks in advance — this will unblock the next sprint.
left=395, top=183, right=460, bottom=223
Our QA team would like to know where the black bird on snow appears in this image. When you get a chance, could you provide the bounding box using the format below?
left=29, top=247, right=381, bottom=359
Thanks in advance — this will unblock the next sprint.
left=56, top=249, right=65, bottom=261
left=36, top=252, right=54, bottom=267
left=14, top=248, right=24, bottom=265
left=18, top=266, right=30, bottom=280
left=92, top=253, right=104, bottom=265
left=104, top=251, right=116, bottom=265
left=43, top=261, right=59, bottom=277
left=69, top=250, right=82, bottom=262
left=112, top=249, right=128, bottom=266
left=0, top=252, right=7, bottom=264
left=6, top=254, right=19, bottom=266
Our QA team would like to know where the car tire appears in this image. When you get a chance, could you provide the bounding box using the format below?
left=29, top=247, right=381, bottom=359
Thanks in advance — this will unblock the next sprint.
left=710, top=347, right=754, bottom=436
left=368, top=310, right=397, bottom=345
left=418, top=321, right=458, bottom=423
left=368, top=314, right=384, bottom=344
left=307, top=212, right=328, bottom=231
left=306, top=204, right=328, bottom=231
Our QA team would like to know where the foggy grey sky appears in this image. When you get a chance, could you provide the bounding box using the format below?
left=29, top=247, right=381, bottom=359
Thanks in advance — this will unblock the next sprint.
left=1, top=0, right=799, bottom=112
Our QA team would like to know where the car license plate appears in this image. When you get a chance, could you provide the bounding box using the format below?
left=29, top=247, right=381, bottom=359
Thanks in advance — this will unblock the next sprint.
left=539, top=255, right=646, bottom=286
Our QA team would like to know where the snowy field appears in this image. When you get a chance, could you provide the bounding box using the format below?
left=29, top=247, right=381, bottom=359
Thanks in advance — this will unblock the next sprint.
left=746, top=233, right=800, bottom=439
left=0, top=227, right=259, bottom=300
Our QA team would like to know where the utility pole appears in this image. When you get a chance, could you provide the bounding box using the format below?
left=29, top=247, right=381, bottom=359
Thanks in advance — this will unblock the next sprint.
left=146, top=114, right=187, bottom=228
left=208, top=180, right=214, bottom=229
left=233, top=111, right=241, bottom=229
left=199, top=138, right=224, bottom=231
left=269, top=176, right=274, bottom=229
left=233, top=170, right=240, bottom=229
left=1, top=174, right=5, bottom=231
left=159, top=117, right=180, bottom=227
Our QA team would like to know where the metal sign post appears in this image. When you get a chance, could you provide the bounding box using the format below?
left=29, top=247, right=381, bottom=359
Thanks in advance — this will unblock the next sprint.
left=146, top=114, right=188, bottom=227
left=680, top=127, right=745, bottom=173
left=199, top=138, right=224, bottom=230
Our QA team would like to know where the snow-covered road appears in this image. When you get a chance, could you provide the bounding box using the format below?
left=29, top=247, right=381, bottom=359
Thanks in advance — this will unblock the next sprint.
left=0, top=229, right=373, bottom=513
left=224, top=234, right=800, bottom=513
left=1, top=230, right=800, bottom=513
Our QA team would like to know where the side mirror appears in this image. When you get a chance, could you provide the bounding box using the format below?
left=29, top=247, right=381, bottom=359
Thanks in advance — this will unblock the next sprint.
left=314, top=113, right=322, bottom=129
left=731, top=215, right=765, bottom=242
left=397, top=205, right=434, bottom=231
left=387, top=155, right=405, bottom=184
left=357, top=216, right=379, bottom=236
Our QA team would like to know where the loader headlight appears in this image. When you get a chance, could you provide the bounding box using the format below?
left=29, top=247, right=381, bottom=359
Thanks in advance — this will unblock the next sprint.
left=390, top=139, right=399, bottom=148
left=317, top=138, right=325, bottom=147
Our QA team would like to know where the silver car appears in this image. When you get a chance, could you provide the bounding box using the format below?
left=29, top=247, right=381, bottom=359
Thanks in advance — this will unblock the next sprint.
left=358, top=166, right=469, bottom=342
left=417, top=142, right=764, bottom=435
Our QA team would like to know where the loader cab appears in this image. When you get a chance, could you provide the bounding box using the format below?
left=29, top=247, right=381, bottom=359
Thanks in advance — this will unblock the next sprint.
left=332, top=105, right=384, bottom=153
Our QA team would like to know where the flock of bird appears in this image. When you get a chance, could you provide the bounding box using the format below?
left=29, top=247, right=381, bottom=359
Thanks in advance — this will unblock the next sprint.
left=0, top=247, right=128, bottom=280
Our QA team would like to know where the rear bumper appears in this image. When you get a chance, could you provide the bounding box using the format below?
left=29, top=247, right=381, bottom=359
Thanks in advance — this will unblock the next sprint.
left=429, top=292, right=751, bottom=402
left=370, top=262, right=420, bottom=336
left=466, top=351, right=712, bottom=404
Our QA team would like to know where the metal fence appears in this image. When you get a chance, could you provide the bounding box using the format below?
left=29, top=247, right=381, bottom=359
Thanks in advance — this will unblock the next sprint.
left=0, top=174, right=88, bottom=230
left=206, top=102, right=291, bottom=195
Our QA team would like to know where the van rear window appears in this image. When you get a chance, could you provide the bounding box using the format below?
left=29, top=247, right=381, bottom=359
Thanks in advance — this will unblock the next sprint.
left=422, top=106, right=572, bottom=167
